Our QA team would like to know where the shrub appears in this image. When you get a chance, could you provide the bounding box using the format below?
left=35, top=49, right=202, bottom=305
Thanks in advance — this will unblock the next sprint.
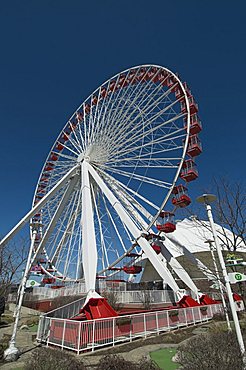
left=101, top=290, right=122, bottom=311
left=24, top=347, right=86, bottom=370
left=25, top=317, right=40, bottom=327
left=178, top=330, right=244, bottom=370
left=97, top=355, right=159, bottom=370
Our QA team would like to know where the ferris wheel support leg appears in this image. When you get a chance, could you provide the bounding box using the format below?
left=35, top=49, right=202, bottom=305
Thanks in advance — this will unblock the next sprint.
left=159, top=240, right=200, bottom=300
left=30, top=173, right=79, bottom=267
left=81, top=160, right=100, bottom=298
left=0, top=165, right=79, bottom=249
left=87, top=163, right=182, bottom=298
left=4, top=227, right=38, bottom=362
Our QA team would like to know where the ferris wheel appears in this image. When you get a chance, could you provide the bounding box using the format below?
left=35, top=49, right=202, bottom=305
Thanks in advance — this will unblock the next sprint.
left=1, top=64, right=203, bottom=297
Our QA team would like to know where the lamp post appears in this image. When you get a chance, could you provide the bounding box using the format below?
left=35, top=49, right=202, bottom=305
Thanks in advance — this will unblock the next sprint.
left=204, top=239, right=231, bottom=331
left=4, top=223, right=41, bottom=361
left=197, top=194, right=245, bottom=356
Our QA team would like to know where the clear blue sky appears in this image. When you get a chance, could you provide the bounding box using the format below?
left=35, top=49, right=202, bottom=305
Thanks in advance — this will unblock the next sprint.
left=0, top=1, right=245, bottom=236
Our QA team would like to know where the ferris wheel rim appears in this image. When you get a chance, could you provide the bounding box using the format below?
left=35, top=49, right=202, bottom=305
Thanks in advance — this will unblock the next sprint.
left=31, top=64, right=191, bottom=281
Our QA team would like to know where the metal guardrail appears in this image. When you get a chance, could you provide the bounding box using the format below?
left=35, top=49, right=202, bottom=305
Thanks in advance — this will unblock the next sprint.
left=44, top=296, right=86, bottom=318
left=37, top=303, right=223, bottom=354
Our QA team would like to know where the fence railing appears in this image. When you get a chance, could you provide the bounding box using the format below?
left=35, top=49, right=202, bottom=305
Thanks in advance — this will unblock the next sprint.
left=110, top=289, right=178, bottom=304
left=37, top=303, right=223, bottom=354
left=45, top=296, right=86, bottom=318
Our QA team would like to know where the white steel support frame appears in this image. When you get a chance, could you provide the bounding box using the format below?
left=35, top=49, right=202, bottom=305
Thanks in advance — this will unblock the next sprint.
left=87, top=162, right=184, bottom=298
left=4, top=227, right=38, bottom=360
left=198, top=195, right=245, bottom=363
left=2, top=165, right=79, bottom=361
left=31, top=173, right=80, bottom=269
left=81, top=160, right=101, bottom=299
left=205, top=240, right=231, bottom=331
left=0, top=165, right=79, bottom=248
left=107, top=175, right=200, bottom=299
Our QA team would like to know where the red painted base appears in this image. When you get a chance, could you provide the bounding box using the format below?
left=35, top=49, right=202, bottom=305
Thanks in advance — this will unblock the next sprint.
left=79, top=298, right=118, bottom=320
left=178, top=295, right=200, bottom=308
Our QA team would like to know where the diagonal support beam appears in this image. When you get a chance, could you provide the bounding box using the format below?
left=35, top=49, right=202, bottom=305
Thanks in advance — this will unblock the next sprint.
left=87, top=163, right=181, bottom=296
left=0, top=164, right=80, bottom=248
left=30, top=173, right=79, bottom=267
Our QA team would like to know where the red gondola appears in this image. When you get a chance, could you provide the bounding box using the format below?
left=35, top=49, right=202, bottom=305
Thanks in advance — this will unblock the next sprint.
left=128, top=71, right=137, bottom=84
left=109, top=80, right=116, bottom=91
left=184, top=114, right=202, bottom=135
left=147, top=67, right=159, bottom=83
left=126, top=252, right=141, bottom=258
left=167, top=76, right=177, bottom=92
left=92, top=96, right=98, bottom=105
left=156, top=211, right=176, bottom=233
left=44, top=163, right=54, bottom=171
left=123, top=265, right=142, bottom=274
left=180, top=159, right=198, bottom=182
left=172, top=184, right=191, bottom=208
left=181, top=95, right=198, bottom=114
left=84, top=104, right=91, bottom=114
left=145, top=234, right=162, bottom=254
left=50, top=153, right=59, bottom=161
left=187, top=134, right=202, bottom=157
left=118, top=74, right=126, bottom=86
left=100, top=87, right=107, bottom=98
left=137, top=68, right=147, bottom=82
left=43, top=277, right=56, bottom=284
left=56, top=143, right=64, bottom=151
left=159, top=71, right=168, bottom=85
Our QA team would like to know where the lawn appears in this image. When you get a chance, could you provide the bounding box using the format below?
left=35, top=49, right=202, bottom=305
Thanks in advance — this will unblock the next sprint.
left=150, top=348, right=180, bottom=370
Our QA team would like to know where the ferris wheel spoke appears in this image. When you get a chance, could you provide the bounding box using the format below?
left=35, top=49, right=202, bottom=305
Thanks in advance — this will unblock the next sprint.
left=62, top=189, right=81, bottom=278
left=50, top=189, right=81, bottom=265
left=44, top=188, right=79, bottom=260
left=101, top=68, right=154, bottom=138
left=70, top=120, right=86, bottom=152
left=105, top=174, right=157, bottom=224
left=108, top=83, right=179, bottom=145
left=91, top=187, right=110, bottom=268
left=102, top=194, right=128, bottom=254
left=98, top=166, right=172, bottom=188
left=108, top=131, right=185, bottom=162
left=31, top=174, right=79, bottom=266
left=103, top=67, right=166, bottom=139
left=66, top=133, right=84, bottom=153
left=110, top=103, right=183, bottom=155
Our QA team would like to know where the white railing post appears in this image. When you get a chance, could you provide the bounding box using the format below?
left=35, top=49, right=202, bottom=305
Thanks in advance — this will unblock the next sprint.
left=156, top=312, right=159, bottom=334
left=92, top=320, right=96, bottom=352
left=167, top=310, right=170, bottom=331
left=144, top=313, right=147, bottom=338
left=130, top=316, right=132, bottom=342
left=191, top=307, right=195, bottom=325
left=113, top=318, right=115, bottom=346
left=77, top=321, right=82, bottom=355
left=46, top=317, right=51, bottom=347
left=184, top=308, right=188, bottom=327
left=198, top=306, right=202, bottom=322
left=61, top=320, right=66, bottom=350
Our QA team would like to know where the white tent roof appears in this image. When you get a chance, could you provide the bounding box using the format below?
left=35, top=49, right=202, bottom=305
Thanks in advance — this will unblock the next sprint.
left=165, top=218, right=246, bottom=258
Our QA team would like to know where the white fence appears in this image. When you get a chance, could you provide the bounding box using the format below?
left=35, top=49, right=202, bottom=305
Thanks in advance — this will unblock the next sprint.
left=111, top=290, right=178, bottom=304
left=37, top=303, right=223, bottom=354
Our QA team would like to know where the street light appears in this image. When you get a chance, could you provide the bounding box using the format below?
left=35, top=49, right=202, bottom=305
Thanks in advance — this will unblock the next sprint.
left=4, top=223, right=42, bottom=361
left=197, top=194, right=245, bottom=356
left=204, top=239, right=231, bottom=331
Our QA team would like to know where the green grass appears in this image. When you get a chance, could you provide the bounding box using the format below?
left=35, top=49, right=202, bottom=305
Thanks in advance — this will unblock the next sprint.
left=150, top=348, right=179, bottom=370
left=28, top=324, right=38, bottom=332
